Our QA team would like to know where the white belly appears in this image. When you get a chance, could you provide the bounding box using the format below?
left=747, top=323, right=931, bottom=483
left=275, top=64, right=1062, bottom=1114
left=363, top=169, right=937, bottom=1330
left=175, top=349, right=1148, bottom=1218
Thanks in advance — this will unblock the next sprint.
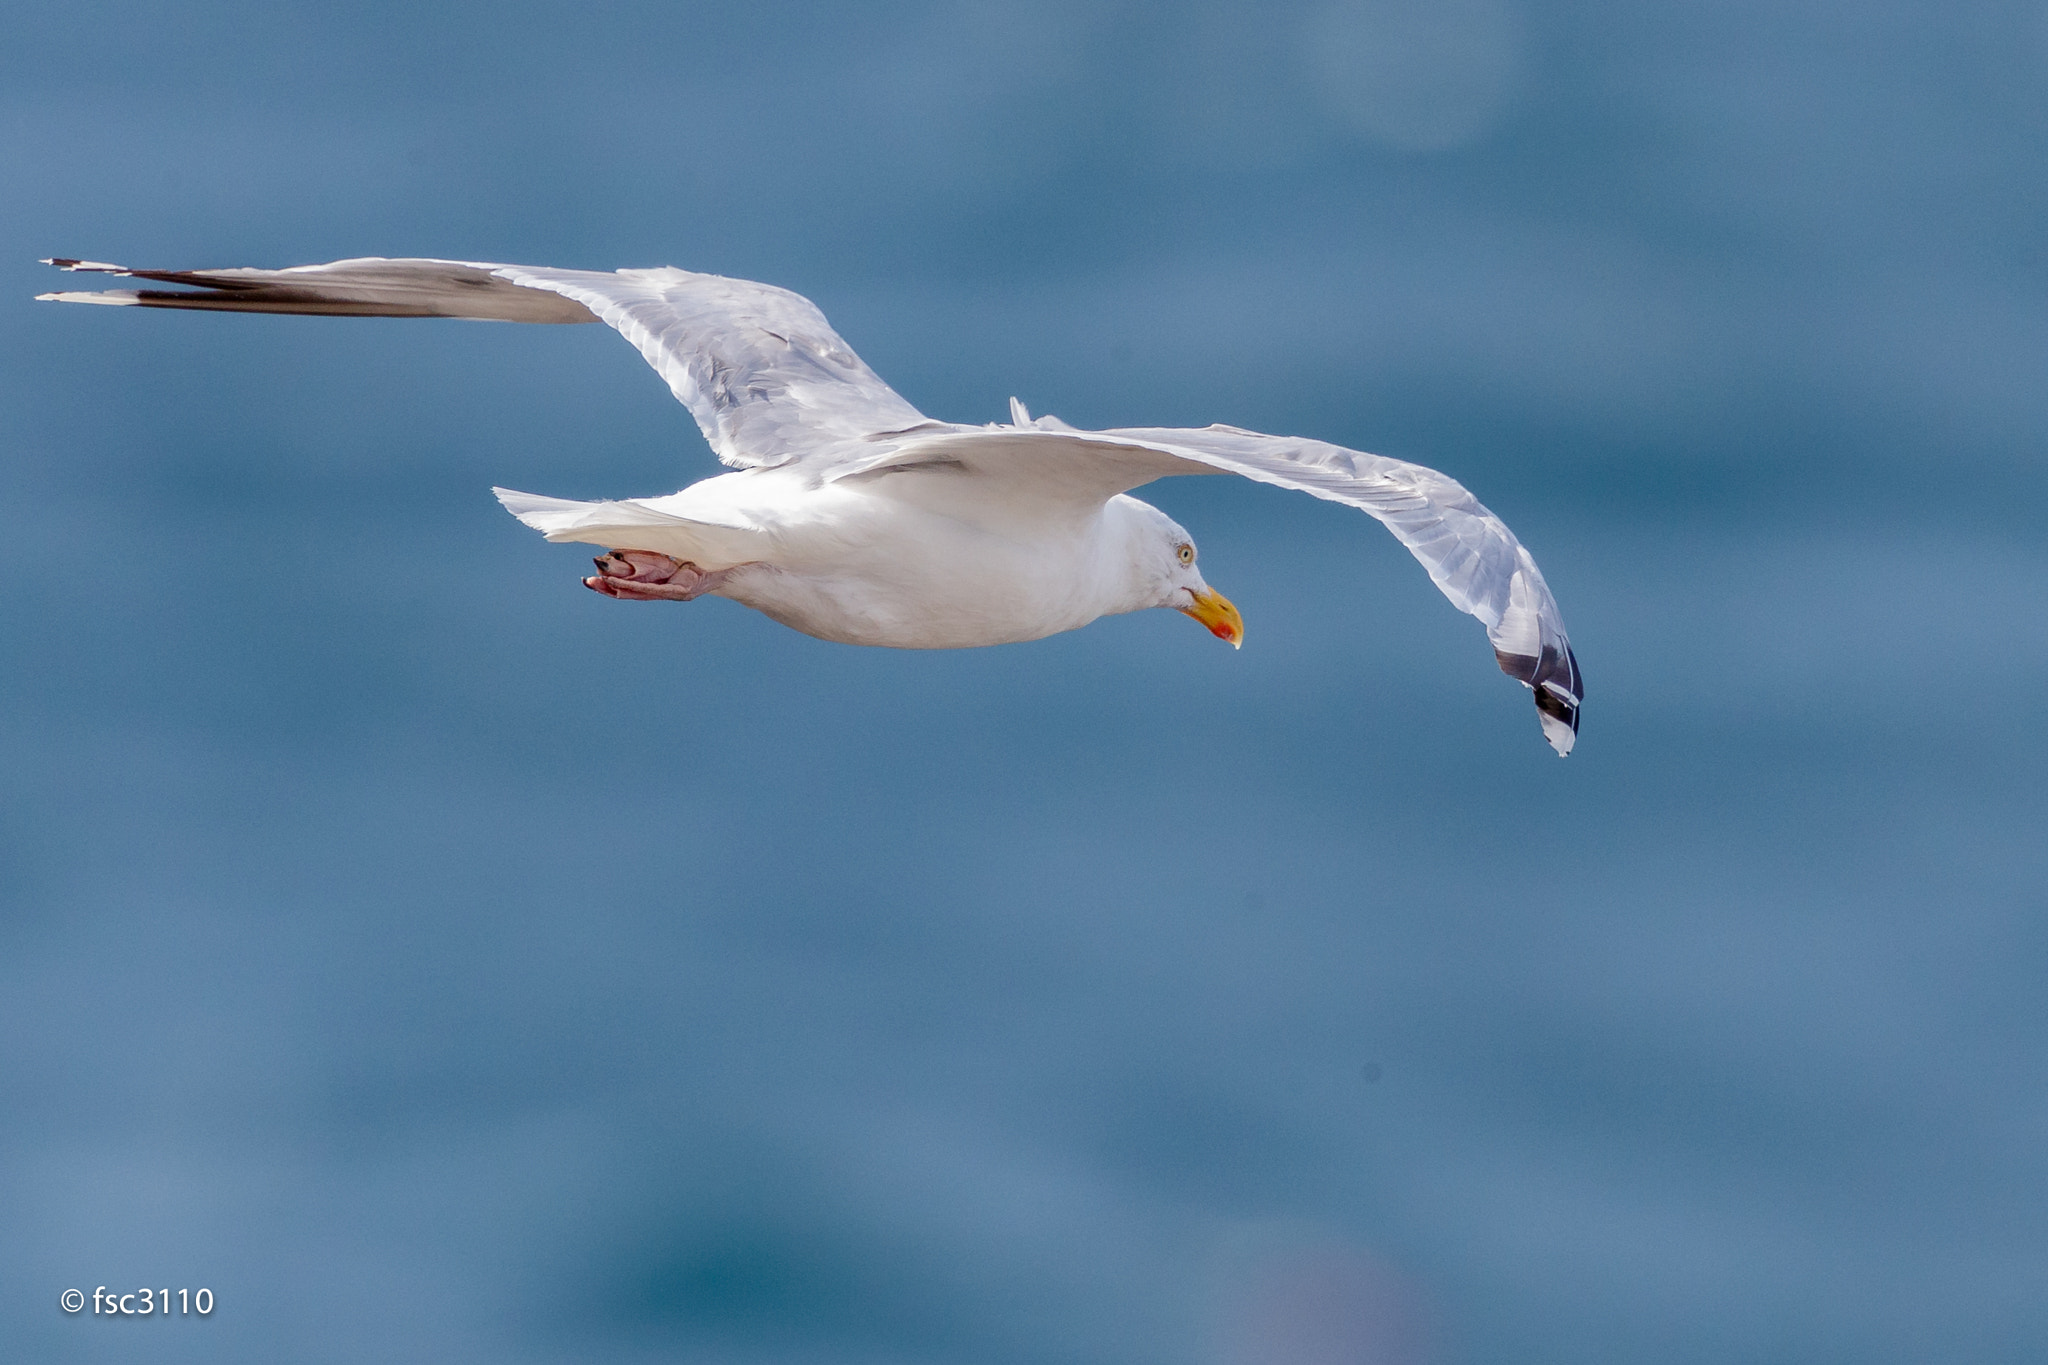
left=702, top=481, right=1138, bottom=649
left=718, top=540, right=1113, bottom=650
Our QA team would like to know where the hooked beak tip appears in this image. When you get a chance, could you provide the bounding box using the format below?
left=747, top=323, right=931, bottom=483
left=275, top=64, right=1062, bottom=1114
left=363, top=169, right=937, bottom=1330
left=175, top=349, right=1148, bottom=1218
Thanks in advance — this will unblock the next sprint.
left=1179, top=587, right=1244, bottom=649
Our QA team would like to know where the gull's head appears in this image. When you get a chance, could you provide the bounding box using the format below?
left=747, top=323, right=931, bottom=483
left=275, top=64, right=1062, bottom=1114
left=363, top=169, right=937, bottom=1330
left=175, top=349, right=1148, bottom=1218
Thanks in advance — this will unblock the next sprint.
left=1123, top=500, right=1243, bottom=648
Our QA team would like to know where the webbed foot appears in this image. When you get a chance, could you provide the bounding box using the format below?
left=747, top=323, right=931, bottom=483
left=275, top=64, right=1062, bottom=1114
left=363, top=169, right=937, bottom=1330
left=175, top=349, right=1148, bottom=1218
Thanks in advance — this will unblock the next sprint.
left=584, top=550, right=731, bottom=601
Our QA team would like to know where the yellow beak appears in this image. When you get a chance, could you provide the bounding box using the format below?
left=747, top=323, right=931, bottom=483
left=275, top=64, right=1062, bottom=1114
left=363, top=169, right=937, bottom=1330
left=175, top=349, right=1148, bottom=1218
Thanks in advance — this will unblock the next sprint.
left=1179, top=587, right=1244, bottom=648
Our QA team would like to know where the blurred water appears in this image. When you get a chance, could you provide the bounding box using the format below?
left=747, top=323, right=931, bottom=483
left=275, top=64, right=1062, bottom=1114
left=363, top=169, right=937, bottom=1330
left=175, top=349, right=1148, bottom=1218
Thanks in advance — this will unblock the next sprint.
left=4, top=2, right=2047, bottom=1362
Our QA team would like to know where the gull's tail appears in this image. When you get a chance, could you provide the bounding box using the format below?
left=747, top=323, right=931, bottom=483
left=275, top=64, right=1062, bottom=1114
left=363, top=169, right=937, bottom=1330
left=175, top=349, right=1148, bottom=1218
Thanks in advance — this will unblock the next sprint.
left=492, top=488, right=765, bottom=568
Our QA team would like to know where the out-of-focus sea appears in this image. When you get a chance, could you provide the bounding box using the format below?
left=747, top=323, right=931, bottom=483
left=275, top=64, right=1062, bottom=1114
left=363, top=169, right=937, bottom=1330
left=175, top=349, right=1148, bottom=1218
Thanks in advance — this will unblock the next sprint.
left=5, top=3, right=2045, bottom=1361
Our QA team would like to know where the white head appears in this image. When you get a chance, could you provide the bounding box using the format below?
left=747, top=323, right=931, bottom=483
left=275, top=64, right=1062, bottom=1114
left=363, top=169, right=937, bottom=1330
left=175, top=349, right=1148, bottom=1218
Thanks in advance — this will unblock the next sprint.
left=1114, top=496, right=1244, bottom=647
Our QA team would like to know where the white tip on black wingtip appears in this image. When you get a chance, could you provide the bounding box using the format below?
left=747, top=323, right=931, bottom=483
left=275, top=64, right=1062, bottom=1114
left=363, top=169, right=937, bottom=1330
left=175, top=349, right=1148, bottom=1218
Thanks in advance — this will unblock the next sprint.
left=1539, top=707, right=1577, bottom=757
left=42, top=258, right=129, bottom=273
left=38, top=260, right=138, bottom=304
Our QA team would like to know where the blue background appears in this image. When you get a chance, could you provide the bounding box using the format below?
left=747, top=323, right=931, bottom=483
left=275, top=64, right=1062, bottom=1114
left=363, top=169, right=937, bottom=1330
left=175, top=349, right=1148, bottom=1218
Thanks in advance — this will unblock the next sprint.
left=5, top=2, right=2046, bottom=1361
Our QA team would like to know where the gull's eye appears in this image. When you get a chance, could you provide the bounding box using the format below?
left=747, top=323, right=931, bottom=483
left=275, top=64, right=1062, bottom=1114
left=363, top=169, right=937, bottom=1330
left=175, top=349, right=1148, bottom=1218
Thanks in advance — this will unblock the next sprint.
left=1176, top=543, right=1195, bottom=566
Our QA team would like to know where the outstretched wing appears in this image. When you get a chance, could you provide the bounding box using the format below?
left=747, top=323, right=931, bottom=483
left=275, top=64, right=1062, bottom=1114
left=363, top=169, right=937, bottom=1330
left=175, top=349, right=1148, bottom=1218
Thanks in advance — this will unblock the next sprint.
left=37, top=257, right=930, bottom=469
left=845, top=411, right=1582, bottom=754
left=1102, top=422, right=1581, bottom=754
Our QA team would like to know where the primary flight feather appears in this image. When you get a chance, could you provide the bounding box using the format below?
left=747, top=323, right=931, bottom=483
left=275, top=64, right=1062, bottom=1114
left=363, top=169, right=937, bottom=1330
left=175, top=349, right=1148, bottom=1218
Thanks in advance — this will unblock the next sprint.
left=37, top=255, right=1583, bottom=753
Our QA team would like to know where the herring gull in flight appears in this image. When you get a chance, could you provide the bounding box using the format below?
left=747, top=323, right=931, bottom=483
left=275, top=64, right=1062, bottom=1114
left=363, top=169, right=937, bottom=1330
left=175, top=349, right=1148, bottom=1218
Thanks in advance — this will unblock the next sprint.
left=38, top=256, right=1583, bottom=753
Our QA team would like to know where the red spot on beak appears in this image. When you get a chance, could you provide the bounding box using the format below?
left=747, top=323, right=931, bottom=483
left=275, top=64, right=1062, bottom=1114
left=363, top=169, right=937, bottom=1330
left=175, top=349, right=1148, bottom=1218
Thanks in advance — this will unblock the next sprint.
left=1178, top=587, right=1244, bottom=649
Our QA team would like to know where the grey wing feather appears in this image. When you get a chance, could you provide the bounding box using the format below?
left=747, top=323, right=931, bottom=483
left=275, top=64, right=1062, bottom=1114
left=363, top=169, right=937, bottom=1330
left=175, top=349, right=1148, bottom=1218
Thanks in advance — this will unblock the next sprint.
left=486, top=266, right=930, bottom=469
left=37, top=257, right=931, bottom=469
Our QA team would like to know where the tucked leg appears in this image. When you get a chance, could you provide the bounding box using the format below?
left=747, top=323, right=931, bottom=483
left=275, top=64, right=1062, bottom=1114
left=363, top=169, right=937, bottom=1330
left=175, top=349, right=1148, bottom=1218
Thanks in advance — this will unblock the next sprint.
left=584, top=550, right=733, bottom=601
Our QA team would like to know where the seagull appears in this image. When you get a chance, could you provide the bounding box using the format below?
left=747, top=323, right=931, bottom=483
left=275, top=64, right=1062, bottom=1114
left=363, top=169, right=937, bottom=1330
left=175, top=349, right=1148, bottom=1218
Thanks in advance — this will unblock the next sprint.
left=38, top=256, right=1582, bottom=753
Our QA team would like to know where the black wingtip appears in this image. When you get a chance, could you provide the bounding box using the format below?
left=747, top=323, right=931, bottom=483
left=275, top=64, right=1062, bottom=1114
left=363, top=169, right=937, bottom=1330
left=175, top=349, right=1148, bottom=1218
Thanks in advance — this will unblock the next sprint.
left=1497, top=644, right=1582, bottom=756
left=1534, top=682, right=1578, bottom=729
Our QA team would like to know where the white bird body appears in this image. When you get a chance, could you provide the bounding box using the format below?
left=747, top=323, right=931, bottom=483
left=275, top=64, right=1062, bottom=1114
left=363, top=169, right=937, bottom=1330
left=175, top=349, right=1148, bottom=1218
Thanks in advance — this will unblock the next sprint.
left=574, top=466, right=1171, bottom=650
left=38, top=255, right=1583, bottom=752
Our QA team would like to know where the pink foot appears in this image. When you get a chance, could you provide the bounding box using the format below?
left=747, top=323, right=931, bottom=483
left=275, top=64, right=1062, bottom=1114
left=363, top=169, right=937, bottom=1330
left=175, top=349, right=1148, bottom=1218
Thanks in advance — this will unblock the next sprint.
left=584, top=550, right=732, bottom=601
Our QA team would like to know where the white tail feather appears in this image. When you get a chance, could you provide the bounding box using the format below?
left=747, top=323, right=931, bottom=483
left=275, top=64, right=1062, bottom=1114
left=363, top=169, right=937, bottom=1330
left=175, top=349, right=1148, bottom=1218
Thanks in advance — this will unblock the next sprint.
left=491, top=487, right=763, bottom=567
